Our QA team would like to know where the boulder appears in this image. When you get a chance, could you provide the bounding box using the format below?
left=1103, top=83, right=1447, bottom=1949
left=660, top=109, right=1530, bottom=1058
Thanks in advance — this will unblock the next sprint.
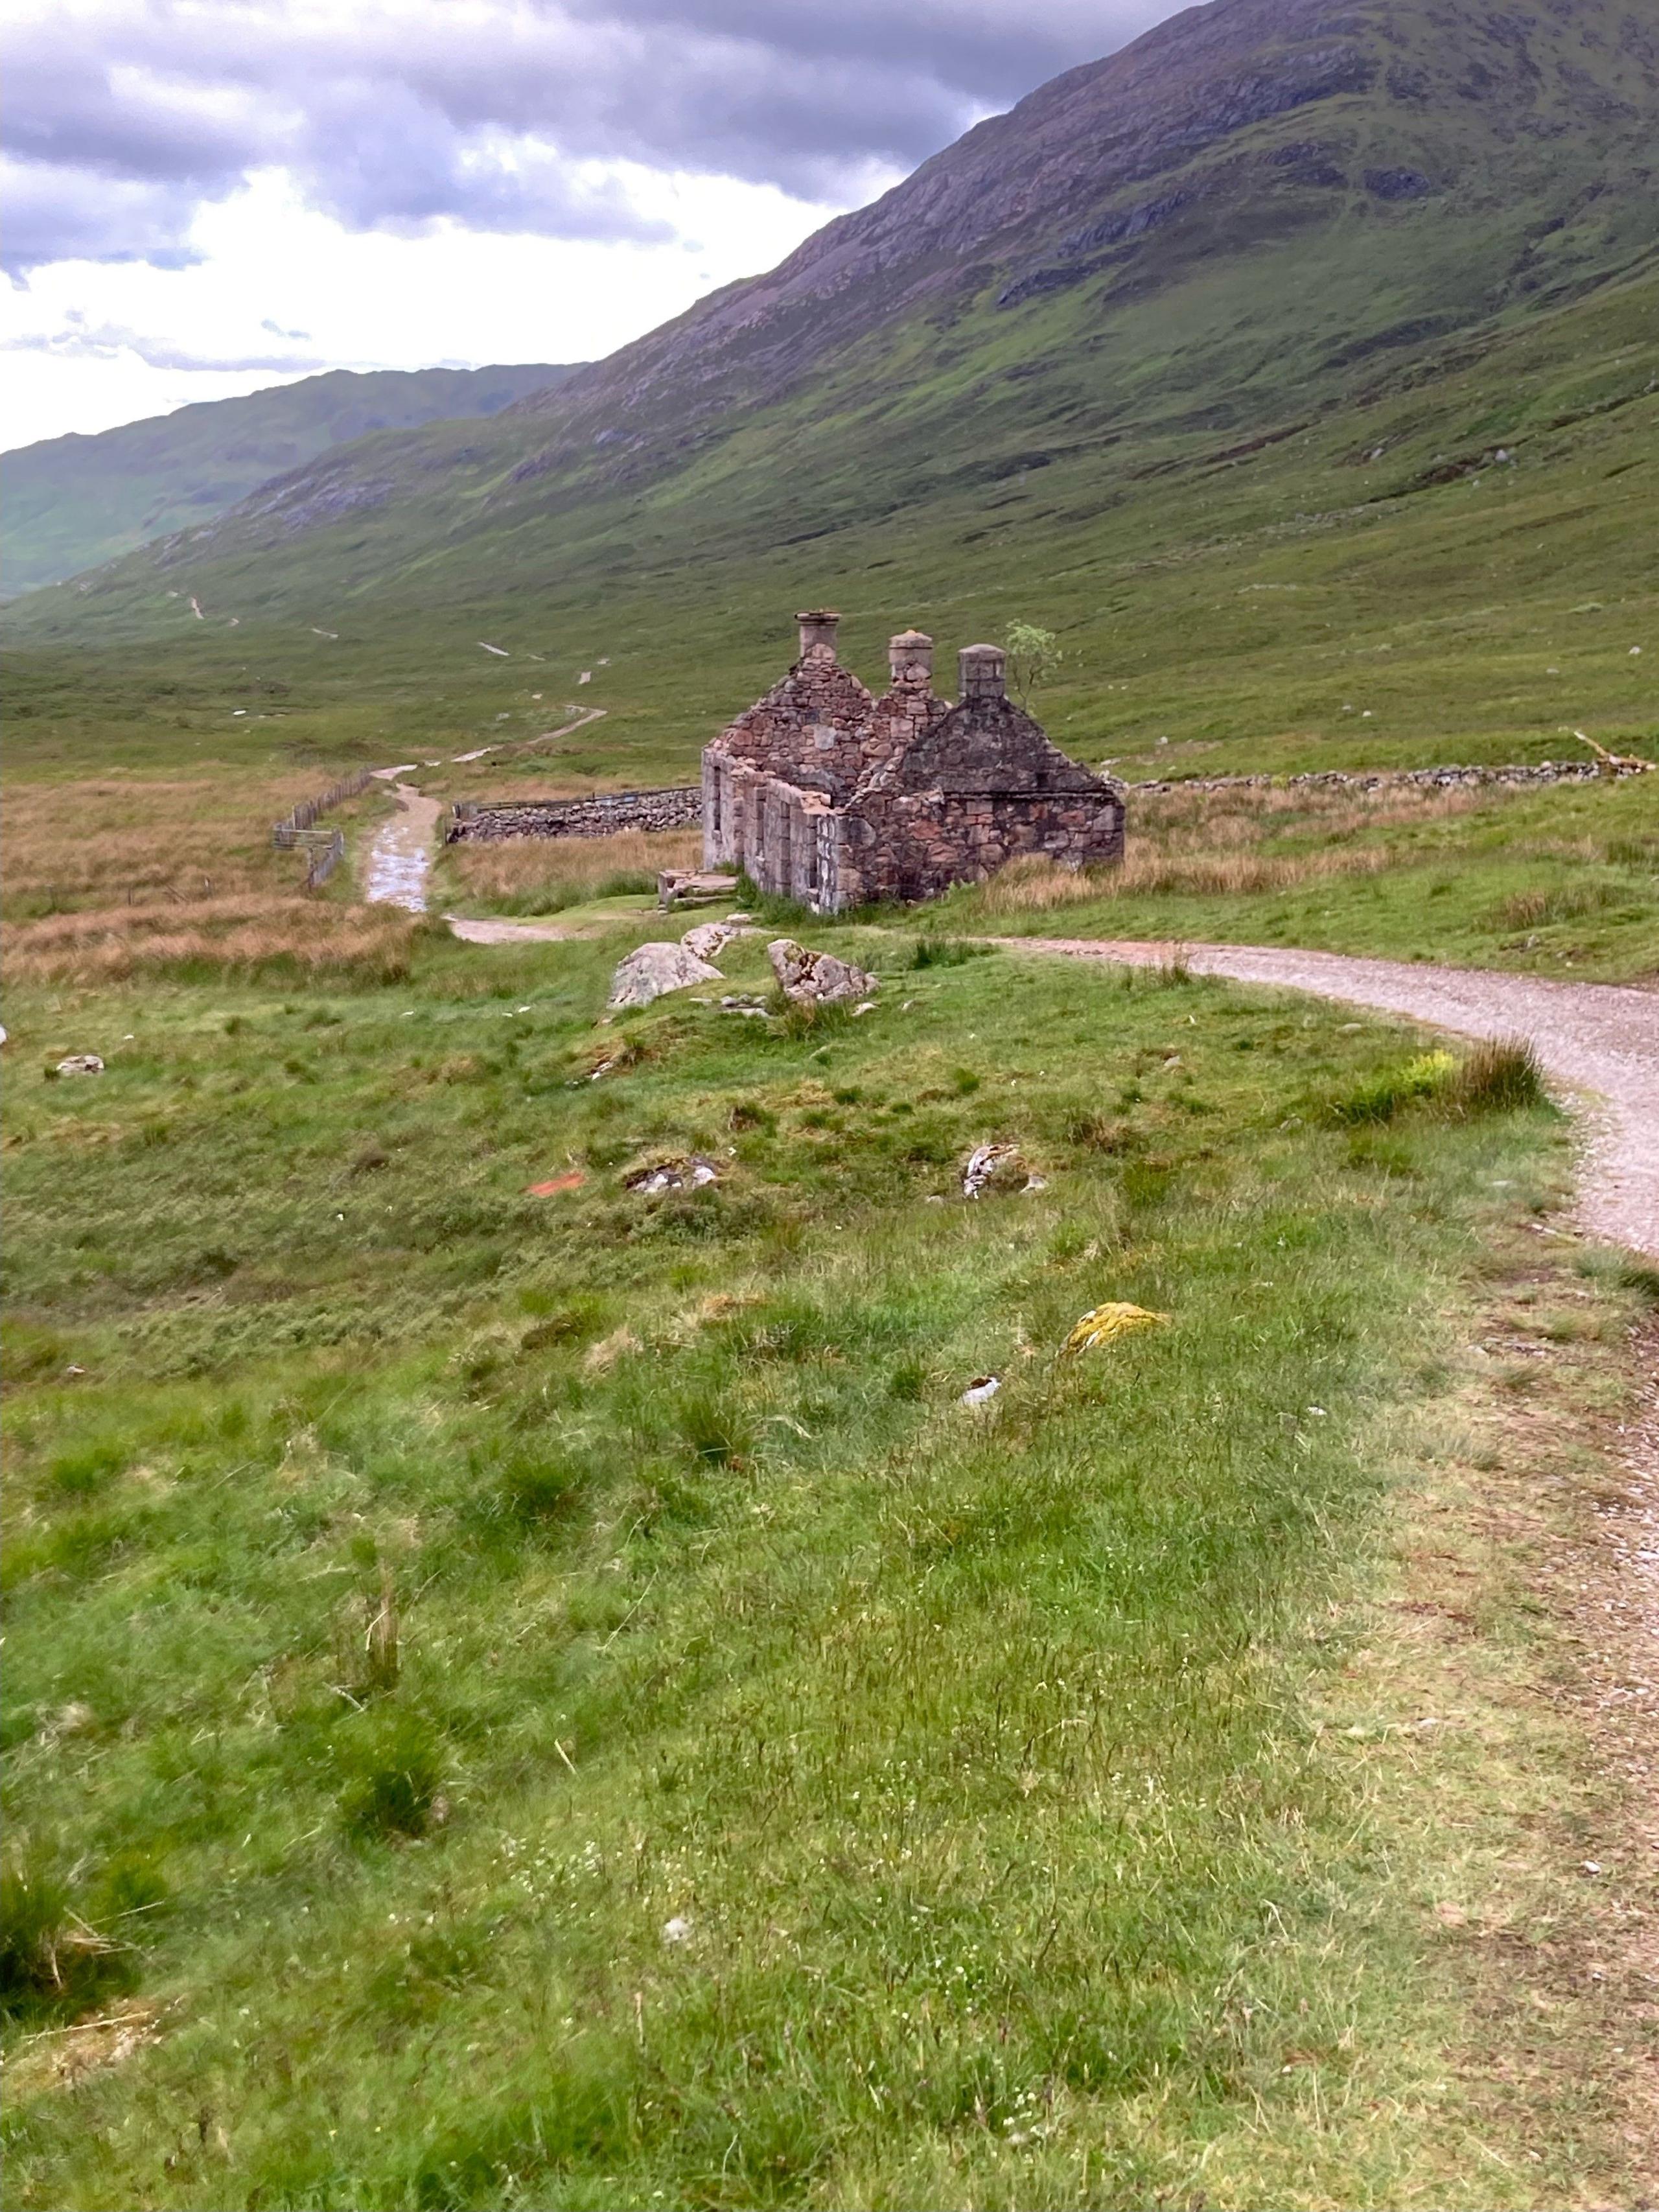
left=681, top=919, right=755, bottom=962
left=767, top=938, right=879, bottom=1006
left=607, top=941, right=723, bottom=1010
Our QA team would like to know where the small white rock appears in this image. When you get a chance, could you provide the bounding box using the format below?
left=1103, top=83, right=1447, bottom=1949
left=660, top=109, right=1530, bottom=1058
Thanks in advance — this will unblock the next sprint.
left=662, top=1916, right=692, bottom=1944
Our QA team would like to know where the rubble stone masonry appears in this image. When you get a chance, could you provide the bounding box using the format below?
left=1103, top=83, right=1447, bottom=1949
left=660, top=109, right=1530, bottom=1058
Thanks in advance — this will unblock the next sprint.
left=702, top=615, right=1126, bottom=913
left=447, top=787, right=702, bottom=843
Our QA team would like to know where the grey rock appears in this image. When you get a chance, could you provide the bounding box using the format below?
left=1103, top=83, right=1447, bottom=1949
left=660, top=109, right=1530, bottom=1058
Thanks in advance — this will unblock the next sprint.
left=962, top=1143, right=1025, bottom=1198
left=767, top=938, right=879, bottom=1006
left=682, top=919, right=754, bottom=961
left=607, top=941, right=723, bottom=1010
left=626, top=1154, right=719, bottom=1194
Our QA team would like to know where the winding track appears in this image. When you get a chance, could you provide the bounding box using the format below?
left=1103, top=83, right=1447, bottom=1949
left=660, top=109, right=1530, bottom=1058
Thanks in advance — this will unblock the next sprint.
left=361, top=784, right=442, bottom=911
left=993, top=938, right=1659, bottom=1261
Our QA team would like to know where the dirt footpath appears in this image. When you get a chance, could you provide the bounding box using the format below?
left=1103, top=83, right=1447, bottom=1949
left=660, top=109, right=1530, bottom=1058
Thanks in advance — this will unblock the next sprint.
left=361, top=784, right=442, bottom=912
left=445, top=914, right=581, bottom=944
left=999, top=938, right=1659, bottom=1261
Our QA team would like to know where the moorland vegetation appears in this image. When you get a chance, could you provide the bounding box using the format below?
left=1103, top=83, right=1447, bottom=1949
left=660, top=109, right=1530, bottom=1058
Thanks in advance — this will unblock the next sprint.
left=6, top=904, right=1654, bottom=2206
left=3, top=0, right=1656, bottom=2200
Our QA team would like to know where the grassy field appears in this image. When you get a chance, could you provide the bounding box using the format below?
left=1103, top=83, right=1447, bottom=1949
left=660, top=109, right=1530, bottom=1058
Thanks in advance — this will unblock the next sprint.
left=417, top=776, right=1659, bottom=987
left=940, top=774, right=1659, bottom=984
left=4, top=79, right=1654, bottom=2186
left=5, top=255, right=1655, bottom=808
left=4, top=894, right=1654, bottom=2207
left=7, top=11, right=1657, bottom=2186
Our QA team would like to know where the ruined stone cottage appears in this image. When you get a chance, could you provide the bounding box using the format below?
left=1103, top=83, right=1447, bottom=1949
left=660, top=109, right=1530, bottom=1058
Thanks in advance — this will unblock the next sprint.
left=702, top=611, right=1125, bottom=913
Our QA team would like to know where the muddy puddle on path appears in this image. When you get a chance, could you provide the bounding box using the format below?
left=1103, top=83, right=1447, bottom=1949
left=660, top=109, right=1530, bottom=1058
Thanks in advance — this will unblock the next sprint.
left=362, top=784, right=443, bottom=912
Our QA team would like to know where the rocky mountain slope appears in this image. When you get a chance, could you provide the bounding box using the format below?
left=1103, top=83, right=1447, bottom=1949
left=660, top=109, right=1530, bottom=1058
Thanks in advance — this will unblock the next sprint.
left=510, top=0, right=1654, bottom=463
left=1, top=362, right=579, bottom=600
left=5, top=0, right=1654, bottom=784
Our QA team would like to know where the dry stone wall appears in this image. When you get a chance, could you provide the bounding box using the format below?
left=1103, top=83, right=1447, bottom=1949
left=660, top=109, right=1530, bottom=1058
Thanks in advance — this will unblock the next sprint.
left=1128, top=760, right=1643, bottom=796
left=440, top=756, right=1630, bottom=863
left=447, top=788, right=701, bottom=843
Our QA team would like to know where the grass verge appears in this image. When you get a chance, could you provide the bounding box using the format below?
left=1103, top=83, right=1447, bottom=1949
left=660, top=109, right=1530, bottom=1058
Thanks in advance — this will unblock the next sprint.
left=935, top=776, right=1659, bottom=983
left=3, top=919, right=1653, bottom=2206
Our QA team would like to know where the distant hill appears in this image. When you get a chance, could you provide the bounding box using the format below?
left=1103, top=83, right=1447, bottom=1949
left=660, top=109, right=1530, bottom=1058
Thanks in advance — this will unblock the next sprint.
left=5, top=0, right=1654, bottom=784
left=1, top=363, right=581, bottom=598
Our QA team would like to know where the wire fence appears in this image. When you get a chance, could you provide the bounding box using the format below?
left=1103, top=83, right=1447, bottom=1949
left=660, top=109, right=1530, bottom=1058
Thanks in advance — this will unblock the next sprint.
left=272, top=769, right=377, bottom=890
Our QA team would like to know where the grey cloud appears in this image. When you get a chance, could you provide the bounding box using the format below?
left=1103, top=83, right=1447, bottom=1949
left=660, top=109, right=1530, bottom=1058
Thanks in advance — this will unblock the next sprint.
left=6, top=1, right=1178, bottom=274
left=559, top=0, right=1151, bottom=113
left=6, top=38, right=252, bottom=187
left=0, top=158, right=207, bottom=280
left=1, top=318, right=329, bottom=371
left=286, top=80, right=674, bottom=240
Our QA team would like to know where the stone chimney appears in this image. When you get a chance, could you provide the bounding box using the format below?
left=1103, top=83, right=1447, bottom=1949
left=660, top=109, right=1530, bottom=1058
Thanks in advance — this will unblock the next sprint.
left=958, top=643, right=1006, bottom=704
left=887, top=627, right=934, bottom=692
left=796, top=608, right=841, bottom=661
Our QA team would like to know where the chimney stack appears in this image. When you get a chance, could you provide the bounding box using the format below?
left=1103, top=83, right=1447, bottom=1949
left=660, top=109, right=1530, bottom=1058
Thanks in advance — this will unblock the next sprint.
left=887, top=627, right=934, bottom=692
left=796, top=608, right=841, bottom=662
left=958, top=642, right=1006, bottom=704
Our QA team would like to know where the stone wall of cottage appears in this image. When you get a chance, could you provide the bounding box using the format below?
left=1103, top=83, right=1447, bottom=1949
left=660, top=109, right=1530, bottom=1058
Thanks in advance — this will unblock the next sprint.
left=448, top=787, right=701, bottom=842
left=703, top=613, right=955, bottom=893
left=836, top=786, right=1124, bottom=907
left=702, top=618, right=1127, bottom=913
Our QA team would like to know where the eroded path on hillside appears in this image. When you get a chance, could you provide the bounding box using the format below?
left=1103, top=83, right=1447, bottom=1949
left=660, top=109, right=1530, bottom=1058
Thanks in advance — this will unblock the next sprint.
left=998, top=938, right=1659, bottom=1261
left=358, top=706, right=613, bottom=913
left=362, top=784, right=442, bottom=911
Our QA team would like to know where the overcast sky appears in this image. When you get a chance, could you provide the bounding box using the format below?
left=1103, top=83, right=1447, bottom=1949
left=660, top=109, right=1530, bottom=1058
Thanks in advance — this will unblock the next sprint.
left=2, top=0, right=1179, bottom=452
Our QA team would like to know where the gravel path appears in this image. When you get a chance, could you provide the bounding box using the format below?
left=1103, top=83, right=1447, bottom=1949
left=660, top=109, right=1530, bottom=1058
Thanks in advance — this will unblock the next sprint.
left=362, top=784, right=442, bottom=912
left=446, top=913, right=583, bottom=944
left=998, top=938, right=1659, bottom=1261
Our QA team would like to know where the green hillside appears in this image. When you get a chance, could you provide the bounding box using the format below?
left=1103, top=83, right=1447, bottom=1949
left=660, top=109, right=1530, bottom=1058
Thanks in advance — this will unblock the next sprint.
left=5, top=0, right=1656, bottom=785
left=0, top=364, right=579, bottom=602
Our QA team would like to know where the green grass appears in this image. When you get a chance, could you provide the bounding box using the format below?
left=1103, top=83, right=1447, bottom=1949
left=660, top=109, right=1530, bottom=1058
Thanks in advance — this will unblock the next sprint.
left=5, top=16, right=1656, bottom=2173
left=1, top=365, right=579, bottom=603
left=5, top=916, right=1646, bottom=2206
left=938, top=773, right=1659, bottom=983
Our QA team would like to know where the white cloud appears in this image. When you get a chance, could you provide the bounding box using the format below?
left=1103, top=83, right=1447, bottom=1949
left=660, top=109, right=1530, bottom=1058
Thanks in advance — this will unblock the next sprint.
left=1, top=0, right=1177, bottom=445
left=0, top=164, right=868, bottom=446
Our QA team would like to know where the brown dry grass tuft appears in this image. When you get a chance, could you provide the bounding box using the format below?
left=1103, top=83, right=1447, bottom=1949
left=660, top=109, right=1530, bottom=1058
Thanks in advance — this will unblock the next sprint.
left=3, top=774, right=332, bottom=921
left=971, top=780, right=1524, bottom=916
left=979, top=842, right=1389, bottom=914
left=5, top=2001, right=163, bottom=2098
left=445, top=828, right=701, bottom=914
left=4, top=774, right=415, bottom=981
left=4, top=896, right=415, bottom=984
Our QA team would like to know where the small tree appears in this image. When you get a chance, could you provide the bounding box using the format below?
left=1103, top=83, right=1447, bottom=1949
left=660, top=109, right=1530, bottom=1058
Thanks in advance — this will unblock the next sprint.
left=1003, top=621, right=1062, bottom=710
